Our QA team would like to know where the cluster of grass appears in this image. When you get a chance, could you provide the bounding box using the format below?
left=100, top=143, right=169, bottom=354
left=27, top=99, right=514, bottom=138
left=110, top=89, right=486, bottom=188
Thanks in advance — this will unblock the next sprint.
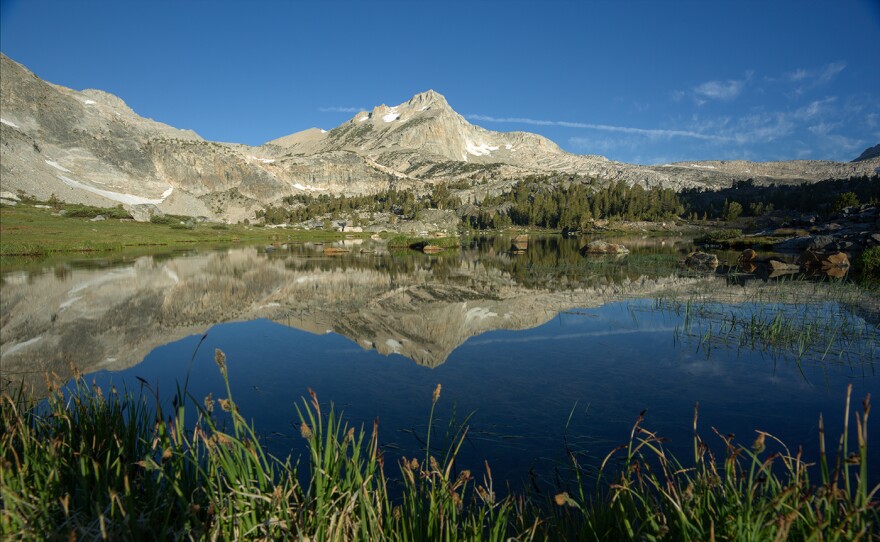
left=859, top=247, right=880, bottom=280
left=1, top=354, right=876, bottom=540
left=692, top=228, right=792, bottom=250
left=694, top=228, right=742, bottom=245
left=650, top=297, right=878, bottom=366
left=149, top=214, right=192, bottom=225
left=0, top=203, right=363, bottom=259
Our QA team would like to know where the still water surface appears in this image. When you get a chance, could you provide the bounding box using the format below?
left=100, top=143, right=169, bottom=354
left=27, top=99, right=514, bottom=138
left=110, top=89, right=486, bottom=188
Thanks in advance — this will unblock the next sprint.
left=2, top=236, right=877, bottom=488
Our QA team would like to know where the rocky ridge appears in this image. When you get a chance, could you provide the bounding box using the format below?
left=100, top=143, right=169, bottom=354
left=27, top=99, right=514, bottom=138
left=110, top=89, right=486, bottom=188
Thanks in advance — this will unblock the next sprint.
left=2, top=53, right=878, bottom=222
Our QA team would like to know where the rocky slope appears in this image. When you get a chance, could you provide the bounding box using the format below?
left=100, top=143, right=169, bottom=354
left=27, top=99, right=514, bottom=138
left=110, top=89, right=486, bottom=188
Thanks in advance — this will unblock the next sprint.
left=2, top=53, right=877, bottom=222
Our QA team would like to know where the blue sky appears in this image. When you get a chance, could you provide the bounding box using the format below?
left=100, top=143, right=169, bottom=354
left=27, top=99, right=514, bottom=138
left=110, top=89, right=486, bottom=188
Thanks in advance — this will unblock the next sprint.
left=2, top=0, right=878, bottom=165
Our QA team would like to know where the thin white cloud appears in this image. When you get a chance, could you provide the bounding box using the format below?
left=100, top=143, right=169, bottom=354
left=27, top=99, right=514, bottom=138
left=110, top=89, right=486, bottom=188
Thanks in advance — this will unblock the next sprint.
left=779, top=62, right=847, bottom=95
left=786, top=69, right=810, bottom=82
left=792, top=97, right=837, bottom=120
left=318, top=106, right=363, bottom=113
left=818, top=61, right=847, bottom=83
left=467, top=114, right=732, bottom=141
left=693, top=79, right=746, bottom=101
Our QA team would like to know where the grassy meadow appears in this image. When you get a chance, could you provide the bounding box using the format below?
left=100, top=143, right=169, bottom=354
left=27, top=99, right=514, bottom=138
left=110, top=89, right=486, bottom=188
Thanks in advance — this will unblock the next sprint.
left=0, top=202, right=360, bottom=260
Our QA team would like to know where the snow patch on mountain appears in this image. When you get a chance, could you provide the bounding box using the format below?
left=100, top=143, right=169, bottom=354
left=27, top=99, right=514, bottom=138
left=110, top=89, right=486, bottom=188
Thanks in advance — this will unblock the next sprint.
left=45, top=159, right=71, bottom=173
left=58, top=175, right=173, bottom=205
left=465, top=140, right=499, bottom=156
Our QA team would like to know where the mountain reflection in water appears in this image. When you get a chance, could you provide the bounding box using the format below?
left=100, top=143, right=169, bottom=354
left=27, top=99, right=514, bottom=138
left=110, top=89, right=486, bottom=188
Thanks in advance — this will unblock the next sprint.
left=1, top=236, right=877, bottom=487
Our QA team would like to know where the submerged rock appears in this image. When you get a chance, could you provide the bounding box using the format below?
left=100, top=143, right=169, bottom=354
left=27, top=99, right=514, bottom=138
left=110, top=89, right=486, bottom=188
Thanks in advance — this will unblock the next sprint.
left=685, top=251, right=719, bottom=270
left=767, top=259, right=799, bottom=272
left=800, top=249, right=850, bottom=270
left=581, top=240, right=629, bottom=255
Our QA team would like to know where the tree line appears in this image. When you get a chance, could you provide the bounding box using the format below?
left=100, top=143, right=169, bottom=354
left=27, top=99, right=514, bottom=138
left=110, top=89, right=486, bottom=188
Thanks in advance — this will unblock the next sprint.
left=256, top=174, right=879, bottom=229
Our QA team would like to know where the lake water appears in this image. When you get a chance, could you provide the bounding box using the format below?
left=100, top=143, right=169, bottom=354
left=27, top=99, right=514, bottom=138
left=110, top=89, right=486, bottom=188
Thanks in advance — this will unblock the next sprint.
left=2, top=236, right=877, bottom=489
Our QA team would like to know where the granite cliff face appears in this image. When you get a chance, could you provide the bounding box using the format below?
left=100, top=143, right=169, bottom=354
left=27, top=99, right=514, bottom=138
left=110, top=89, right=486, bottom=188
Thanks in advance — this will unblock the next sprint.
left=2, top=53, right=877, bottom=221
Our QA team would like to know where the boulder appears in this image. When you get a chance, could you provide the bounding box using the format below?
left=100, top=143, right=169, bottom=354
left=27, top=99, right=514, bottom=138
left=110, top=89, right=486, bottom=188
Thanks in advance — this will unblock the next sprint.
left=511, top=234, right=529, bottom=251
left=414, top=209, right=460, bottom=231
left=821, top=252, right=850, bottom=268
left=684, top=251, right=719, bottom=270
left=126, top=203, right=163, bottom=223
left=739, top=249, right=758, bottom=262
left=581, top=240, right=629, bottom=255
left=89, top=215, right=106, bottom=222
left=808, top=235, right=837, bottom=251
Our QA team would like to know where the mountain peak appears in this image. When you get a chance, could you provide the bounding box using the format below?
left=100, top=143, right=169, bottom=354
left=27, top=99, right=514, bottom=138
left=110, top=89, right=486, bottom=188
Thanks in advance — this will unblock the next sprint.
left=852, top=144, right=880, bottom=163
left=401, top=89, right=450, bottom=113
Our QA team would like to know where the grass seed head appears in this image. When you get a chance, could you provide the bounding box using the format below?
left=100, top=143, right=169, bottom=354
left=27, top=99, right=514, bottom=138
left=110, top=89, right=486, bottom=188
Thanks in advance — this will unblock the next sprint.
left=753, top=431, right=766, bottom=453
left=214, top=348, right=227, bottom=374
left=300, top=422, right=312, bottom=440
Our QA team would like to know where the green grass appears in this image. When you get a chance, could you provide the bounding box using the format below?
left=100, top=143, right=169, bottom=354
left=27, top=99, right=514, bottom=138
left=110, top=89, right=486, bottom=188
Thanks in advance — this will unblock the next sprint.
left=859, top=246, right=880, bottom=280
left=1, top=354, right=876, bottom=540
left=646, top=295, right=878, bottom=367
left=0, top=203, right=362, bottom=259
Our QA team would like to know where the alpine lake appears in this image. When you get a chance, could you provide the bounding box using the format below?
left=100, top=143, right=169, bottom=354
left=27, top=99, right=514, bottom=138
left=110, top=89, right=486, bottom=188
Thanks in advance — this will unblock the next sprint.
left=2, top=234, right=878, bottom=490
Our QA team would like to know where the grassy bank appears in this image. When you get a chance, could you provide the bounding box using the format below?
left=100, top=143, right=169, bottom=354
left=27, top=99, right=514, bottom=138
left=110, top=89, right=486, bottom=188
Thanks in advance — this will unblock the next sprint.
left=1, top=354, right=876, bottom=541
left=0, top=203, right=359, bottom=258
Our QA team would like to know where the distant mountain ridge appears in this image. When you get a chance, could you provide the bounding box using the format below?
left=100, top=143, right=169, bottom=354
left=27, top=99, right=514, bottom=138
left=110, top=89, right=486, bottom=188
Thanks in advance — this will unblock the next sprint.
left=1, top=53, right=877, bottom=222
left=852, top=144, right=880, bottom=163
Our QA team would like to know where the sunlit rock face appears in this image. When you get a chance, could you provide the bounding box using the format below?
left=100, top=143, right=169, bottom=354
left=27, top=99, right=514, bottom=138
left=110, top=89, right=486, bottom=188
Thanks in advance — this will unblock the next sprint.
left=3, top=54, right=877, bottom=223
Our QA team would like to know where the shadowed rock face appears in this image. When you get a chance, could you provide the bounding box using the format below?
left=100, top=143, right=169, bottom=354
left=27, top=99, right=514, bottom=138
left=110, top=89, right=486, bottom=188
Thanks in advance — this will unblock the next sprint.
left=3, top=53, right=878, bottom=222
left=3, top=239, right=876, bottom=396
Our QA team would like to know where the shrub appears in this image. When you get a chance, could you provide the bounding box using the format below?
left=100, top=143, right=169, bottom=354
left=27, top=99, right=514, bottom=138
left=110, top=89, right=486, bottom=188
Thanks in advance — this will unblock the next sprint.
left=149, top=214, right=174, bottom=225
left=723, top=200, right=743, bottom=221
left=63, top=204, right=131, bottom=219
left=832, top=192, right=860, bottom=213
left=859, top=246, right=880, bottom=279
